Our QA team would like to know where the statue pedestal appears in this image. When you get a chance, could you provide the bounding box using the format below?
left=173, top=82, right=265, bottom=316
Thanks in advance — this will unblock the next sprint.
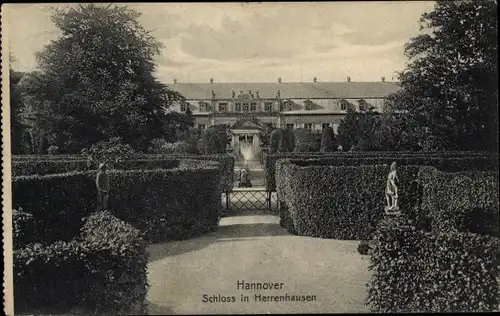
left=384, top=206, right=401, bottom=216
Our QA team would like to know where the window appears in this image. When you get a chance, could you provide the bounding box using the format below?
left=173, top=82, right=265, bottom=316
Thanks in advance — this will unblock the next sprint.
left=304, top=123, right=313, bottom=131
left=243, top=103, right=249, bottom=112
left=199, top=103, right=205, bottom=112
left=206, top=104, right=212, bottom=112
left=286, top=124, right=294, bottom=129
left=265, top=102, right=273, bottom=112
left=235, top=103, right=242, bottom=112
left=340, top=100, right=348, bottom=111
left=322, top=123, right=330, bottom=130
left=198, top=124, right=206, bottom=130
left=218, top=102, right=227, bottom=112
left=250, top=103, right=257, bottom=112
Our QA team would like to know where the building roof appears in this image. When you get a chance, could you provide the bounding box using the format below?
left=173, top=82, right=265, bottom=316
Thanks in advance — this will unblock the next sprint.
left=168, top=81, right=400, bottom=100
left=230, top=118, right=265, bottom=131
left=281, top=109, right=346, bottom=115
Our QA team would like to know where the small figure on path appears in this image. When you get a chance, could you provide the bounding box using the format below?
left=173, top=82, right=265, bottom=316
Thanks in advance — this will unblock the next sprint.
left=96, top=162, right=110, bottom=211
left=385, top=161, right=399, bottom=213
left=238, top=168, right=252, bottom=188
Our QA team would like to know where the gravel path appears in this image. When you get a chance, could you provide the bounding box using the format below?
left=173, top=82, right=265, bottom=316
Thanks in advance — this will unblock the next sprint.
left=146, top=212, right=371, bottom=315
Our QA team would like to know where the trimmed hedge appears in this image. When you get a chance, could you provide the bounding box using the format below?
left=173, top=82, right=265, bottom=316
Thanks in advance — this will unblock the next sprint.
left=11, top=158, right=181, bottom=176
left=419, top=167, right=499, bottom=236
left=14, top=211, right=148, bottom=314
left=151, top=154, right=235, bottom=192
left=276, top=160, right=422, bottom=239
left=367, top=216, right=500, bottom=313
left=264, top=151, right=498, bottom=191
left=108, top=160, right=223, bottom=242
left=12, top=171, right=97, bottom=244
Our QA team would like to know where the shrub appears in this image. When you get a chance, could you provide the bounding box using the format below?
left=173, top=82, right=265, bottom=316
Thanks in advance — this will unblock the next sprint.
left=80, top=137, right=136, bottom=169
left=367, top=216, right=500, bottom=313
left=269, top=129, right=283, bottom=154
left=357, top=240, right=370, bottom=255
left=12, top=171, right=97, bottom=244
left=276, top=160, right=422, bottom=239
left=198, top=128, right=223, bottom=154
left=108, top=162, right=222, bottom=242
left=419, top=167, right=499, bottom=236
left=13, top=208, right=35, bottom=249
left=14, top=211, right=148, bottom=314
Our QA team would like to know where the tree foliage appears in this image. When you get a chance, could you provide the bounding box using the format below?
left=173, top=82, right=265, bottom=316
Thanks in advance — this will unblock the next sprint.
left=10, top=67, right=27, bottom=154
left=19, top=4, right=185, bottom=153
left=338, top=109, right=359, bottom=151
left=269, top=129, right=283, bottom=154
left=320, top=126, right=337, bottom=152
left=387, top=0, right=498, bottom=151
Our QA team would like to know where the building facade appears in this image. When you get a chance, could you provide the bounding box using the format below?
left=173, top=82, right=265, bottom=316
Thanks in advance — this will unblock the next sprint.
left=168, top=77, right=399, bottom=164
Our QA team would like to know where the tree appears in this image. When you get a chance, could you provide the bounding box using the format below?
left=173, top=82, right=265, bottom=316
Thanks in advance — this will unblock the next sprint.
left=198, top=128, right=222, bottom=154
left=19, top=4, right=184, bottom=153
left=338, top=109, right=359, bottom=151
left=10, top=65, right=27, bottom=154
left=281, top=128, right=295, bottom=152
left=388, top=0, right=498, bottom=151
left=293, top=128, right=317, bottom=152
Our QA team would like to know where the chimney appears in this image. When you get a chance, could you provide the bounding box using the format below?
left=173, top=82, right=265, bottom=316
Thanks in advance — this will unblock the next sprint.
left=173, top=78, right=178, bottom=84
left=347, top=76, right=351, bottom=83
left=313, top=77, right=317, bottom=83
left=278, top=77, right=282, bottom=84
left=381, top=76, right=386, bottom=82
left=210, top=78, right=214, bottom=84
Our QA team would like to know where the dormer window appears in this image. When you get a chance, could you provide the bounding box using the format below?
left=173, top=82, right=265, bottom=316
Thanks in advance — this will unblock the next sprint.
left=340, top=99, right=348, bottom=111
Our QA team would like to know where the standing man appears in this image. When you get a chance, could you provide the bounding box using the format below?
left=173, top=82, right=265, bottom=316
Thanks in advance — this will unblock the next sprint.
left=96, top=162, right=110, bottom=211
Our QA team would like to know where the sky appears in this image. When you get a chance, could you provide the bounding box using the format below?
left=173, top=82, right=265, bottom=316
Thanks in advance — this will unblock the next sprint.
left=4, top=2, right=436, bottom=83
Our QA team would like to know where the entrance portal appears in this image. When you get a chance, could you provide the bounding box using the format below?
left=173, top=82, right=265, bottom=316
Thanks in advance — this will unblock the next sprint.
left=229, top=119, right=265, bottom=168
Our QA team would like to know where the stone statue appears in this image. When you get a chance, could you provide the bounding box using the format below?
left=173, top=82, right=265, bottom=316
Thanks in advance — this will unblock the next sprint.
left=385, top=162, right=400, bottom=213
left=232, top=90, right=235, bottom=98
left=96, top=162, right=110, bottom=211
left=256, top=91, right=260, bottom=99
left=277, top=90, right=281, bottom=98
left=212, top=90, right=216, bottom=98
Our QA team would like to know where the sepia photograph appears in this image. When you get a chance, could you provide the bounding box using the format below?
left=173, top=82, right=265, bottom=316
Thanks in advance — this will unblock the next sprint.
left=1, top=1, right=499, bottom=315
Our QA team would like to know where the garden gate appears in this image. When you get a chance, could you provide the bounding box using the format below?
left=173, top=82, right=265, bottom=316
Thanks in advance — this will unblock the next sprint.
left=222, top=188, right=278, bottom=213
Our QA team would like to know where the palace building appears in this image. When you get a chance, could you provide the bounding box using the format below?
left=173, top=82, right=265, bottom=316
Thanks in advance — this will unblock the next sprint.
left=168, top=77, right=399, bottom=163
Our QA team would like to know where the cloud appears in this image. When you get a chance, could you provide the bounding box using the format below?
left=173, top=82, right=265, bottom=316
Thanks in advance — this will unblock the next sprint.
left=5, top=2, right=435, bottom=82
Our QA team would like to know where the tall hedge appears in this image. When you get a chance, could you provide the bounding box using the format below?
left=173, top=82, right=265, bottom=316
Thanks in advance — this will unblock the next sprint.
left=276, top=161, right=422, bottom=239
left=280, top=128, right=295, bottom=152
left=108, top=161, right=222, bottom=242
left=419, top=167, right=499, bottom=236
left=367, top=216, right=500, bottom=313
left=264, top=151, right=498, bottom=191
left=14, top=211, right=148, bottom=314
left=293, top=128, right=318, bottom=152
left=12, top=171, right=97, bottom=244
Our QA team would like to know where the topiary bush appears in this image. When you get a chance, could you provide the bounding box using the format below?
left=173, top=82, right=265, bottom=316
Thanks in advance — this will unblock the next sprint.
left=14, top=211, right=148, bottom=315
left=280, top=128, right=295, bottom=152
left=47, top=145, right=60, bottom=155
left=269, top=128, right=283, bottom=154
left=293, top=128, right=318, bottom=152
left=320, top=127, right=337, bottom=152
left=367, top=216, right=500, bottom=313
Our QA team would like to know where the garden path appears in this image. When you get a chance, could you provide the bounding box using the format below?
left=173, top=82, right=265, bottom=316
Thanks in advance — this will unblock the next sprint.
left=146, top=211, right=371, bottom=315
